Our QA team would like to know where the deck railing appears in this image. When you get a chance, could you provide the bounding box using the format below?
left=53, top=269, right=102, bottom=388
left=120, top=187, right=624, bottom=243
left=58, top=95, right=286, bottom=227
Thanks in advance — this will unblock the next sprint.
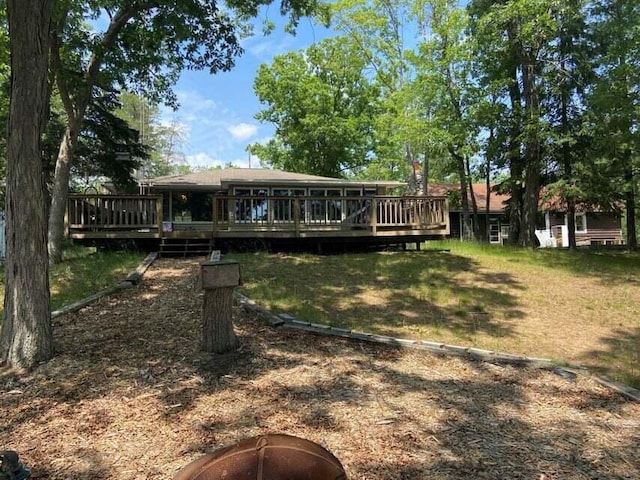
left=68, top=194, right=448, bottom=238
left=68, top=194, right=162, bottom=233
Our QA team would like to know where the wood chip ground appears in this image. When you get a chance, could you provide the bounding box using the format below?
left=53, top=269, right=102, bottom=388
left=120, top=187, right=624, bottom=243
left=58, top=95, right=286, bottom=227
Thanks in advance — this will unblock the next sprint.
left=1, top=258, right=639, bottom=479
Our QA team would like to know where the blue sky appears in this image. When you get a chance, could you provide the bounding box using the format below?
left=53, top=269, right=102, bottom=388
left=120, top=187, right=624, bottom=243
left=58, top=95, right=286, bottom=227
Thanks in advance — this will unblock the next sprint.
left=160, top=17, right=334, bottom=170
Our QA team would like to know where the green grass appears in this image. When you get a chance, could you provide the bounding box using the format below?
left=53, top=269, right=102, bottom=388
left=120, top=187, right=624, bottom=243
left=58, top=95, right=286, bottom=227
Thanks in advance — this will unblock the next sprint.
left=232, top=241, right=640, bottom=388
left=0, top=246, right=145, bottom=316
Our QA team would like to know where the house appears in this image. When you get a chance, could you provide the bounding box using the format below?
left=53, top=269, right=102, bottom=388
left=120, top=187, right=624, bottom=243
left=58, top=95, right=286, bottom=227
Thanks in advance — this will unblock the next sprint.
left=67, top=168, right=450, bottom=254
left=427, top=183, right=624, bottom=247
left=536, top=194, right=624, bottom=247
left=428, top=183, right=510, bottom=244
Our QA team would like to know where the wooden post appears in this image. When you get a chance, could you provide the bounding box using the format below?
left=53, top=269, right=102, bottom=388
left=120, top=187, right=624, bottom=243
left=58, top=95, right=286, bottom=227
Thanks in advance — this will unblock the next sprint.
left=294, top=198, right=300, bottom=237
left=201, top=260, right=240, bottom=353
left=156, top=196, right=162, bottom=236
left=370, top=198, right=378, bottom=235
left=212, top=196, right=218, bottom=234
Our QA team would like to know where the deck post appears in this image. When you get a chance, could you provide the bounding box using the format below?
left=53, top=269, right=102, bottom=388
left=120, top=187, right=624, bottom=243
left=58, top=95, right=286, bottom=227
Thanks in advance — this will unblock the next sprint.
left=156, top=196, right=162, bottom=236
left=212, top=196, right=218, bottom=234
left=294, top=198, right=301, bottom=237
left=370, top=198, right=377, bottom=235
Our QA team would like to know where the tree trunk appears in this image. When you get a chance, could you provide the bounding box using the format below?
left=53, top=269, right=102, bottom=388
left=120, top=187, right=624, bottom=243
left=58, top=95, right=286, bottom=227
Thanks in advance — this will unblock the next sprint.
left=422, top=152, right=429, bottom=196
left=567, top=199, right=577, bottom=250
left=520, top=58, right=542, bottom=248
left=48, top=119, right=81, bottom=264
left=625, top=166, right=637, bottom=249
left=507, top=62, right=524, bottom=245
left=522, top=164, right=540, bottom=247
left=1, top=0, right=54, bottom=369
left=450, top=148, right=472, bottom=240
left=465, top=157, right=480, bottom=240
left=202, top=288, right=238, bottom=354
left=485, top=131, right=492, bottom=242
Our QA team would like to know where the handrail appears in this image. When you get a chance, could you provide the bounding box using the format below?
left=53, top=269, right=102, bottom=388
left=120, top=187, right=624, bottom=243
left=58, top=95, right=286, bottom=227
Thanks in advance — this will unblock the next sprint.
left=67, top=194, right=448, bottom=235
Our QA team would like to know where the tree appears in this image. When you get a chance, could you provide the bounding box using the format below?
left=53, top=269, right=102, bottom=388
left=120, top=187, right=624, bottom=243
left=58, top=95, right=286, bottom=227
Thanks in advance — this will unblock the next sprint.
left=470, top=0, right=561, bottom=246
left=542, top=0, right=590, bottom=249
left=0, top=4, right=9, bottom=185
left=47, top=0, right=325, bottom=264
left=250, top=37, right=380, bottom=177
left=587, top=0, right=640, bottom=248
left=71, top=93, right=148, bottom=191
left=331, top=0, right=422, bottom=182
left=413, top=0, right=481, bottom=239
left=1, top=0, right=54, bottom=369
left=115, top=92, right=188, bottom=179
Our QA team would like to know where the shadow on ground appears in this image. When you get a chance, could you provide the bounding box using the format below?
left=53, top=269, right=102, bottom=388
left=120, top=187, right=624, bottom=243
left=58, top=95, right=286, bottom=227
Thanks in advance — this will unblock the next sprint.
left=581, top=326, right=640, bottom=389
left=235, top=251, right=526, bottom=341
left=1, top=258, right=638, bottom=479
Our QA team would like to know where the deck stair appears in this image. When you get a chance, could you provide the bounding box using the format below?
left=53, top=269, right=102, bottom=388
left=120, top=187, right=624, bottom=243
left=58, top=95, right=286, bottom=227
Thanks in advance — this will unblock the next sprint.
left=160, top=238, right=214, bottom=257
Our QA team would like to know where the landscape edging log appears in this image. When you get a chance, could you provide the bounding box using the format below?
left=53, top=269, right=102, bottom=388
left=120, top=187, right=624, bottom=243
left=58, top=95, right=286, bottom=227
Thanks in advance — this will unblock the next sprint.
left=51, top=252, right=158, bottom=319
left=233, top=291, right=640, bottom=403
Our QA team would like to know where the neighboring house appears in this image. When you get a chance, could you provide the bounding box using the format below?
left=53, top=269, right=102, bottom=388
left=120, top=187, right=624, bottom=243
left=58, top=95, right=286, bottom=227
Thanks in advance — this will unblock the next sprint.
left=67, top=168, right=450, bottom=254
left=428, top=183, right=510, bottom=244
left=428, top=183, right=624, bottom=247
left=536, top=195, right=624, bottom=247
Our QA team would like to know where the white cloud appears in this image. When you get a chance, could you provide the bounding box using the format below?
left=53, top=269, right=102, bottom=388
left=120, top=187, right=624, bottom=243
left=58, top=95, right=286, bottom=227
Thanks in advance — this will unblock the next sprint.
left=185, top=152, right=251, bottom=169
left=186, top=153, right=220, bottom=167
left=227, top=123, right=258, bottom=141
left=244, top=35, right=298, bottom=62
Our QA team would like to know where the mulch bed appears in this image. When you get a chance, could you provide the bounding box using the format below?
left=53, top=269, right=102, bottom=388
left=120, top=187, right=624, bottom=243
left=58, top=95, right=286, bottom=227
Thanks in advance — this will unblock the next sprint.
left=1, top=258, right=639, bottom=479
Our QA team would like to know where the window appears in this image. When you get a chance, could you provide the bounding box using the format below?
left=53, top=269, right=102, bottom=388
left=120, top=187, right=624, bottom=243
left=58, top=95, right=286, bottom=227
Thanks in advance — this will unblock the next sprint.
left=309, top=189, right=343, bottom=223
left=171, top=191, right=213, bottom=222
left=489, top=222, right=500, bottom=243
left=575, top=213, right=587, bottom=232
left=272, top=189, right=305, bottom=222
left=234, top=188, right=268, bottom=223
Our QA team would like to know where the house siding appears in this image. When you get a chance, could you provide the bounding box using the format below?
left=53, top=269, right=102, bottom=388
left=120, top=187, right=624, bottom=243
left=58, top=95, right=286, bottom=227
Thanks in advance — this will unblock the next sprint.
left=587, top=212, right=621, bottom=230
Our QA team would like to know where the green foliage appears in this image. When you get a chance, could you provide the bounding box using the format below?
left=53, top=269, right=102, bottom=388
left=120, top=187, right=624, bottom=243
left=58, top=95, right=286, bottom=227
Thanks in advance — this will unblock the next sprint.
left=0, top=3, right=8, bottom=183
left=234, top=244, right=640, bottom=386
left=72, top=93, right=148, bottom=191
left=251, top=36, right=380, bottom=177
left=0, top=247, right=144, bottom=319
left=115, top=92, right=187, bottom=178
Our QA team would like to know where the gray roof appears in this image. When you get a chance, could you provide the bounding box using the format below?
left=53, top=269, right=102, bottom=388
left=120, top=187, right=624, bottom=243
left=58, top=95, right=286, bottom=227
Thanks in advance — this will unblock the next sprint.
left=146, top=168, right=404, bottom=190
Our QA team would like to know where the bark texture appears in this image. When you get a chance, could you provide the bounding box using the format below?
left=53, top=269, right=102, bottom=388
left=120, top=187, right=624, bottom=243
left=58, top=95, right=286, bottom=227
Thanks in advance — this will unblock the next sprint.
left=1, top=0, right=54, bottom=369
left=202, top=288, right=238, bottom=354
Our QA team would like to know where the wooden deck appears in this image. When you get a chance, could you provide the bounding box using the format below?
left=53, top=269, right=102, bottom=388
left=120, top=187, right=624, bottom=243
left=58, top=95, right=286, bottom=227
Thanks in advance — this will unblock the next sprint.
left=67, top=194, right=449, bottom=243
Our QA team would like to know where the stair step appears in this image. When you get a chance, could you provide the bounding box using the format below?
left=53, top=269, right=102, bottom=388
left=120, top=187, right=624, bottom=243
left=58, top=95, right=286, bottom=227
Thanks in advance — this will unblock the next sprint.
left=159, top=238, right=214, bottom=258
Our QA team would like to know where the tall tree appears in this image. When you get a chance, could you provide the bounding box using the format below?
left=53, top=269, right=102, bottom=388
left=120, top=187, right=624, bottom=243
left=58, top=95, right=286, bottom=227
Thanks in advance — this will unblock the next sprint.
left=47, top=0, right=324, bottom=264
left=1, top=0, right=54, bottom=369
left=331, top=0, right=420, bottom=182
left=588, top=0, right=640, bottom=248
left=414, top=0, right=481, bottom=239
left=471, top=0, right=559, bottom=246
left=115, top=92, right=188, bottom=179
left=0, top=3, right=9, bottom=184
left=543, top=0, right=590, bottom=249
left=250, top=37, right=380, bottom=177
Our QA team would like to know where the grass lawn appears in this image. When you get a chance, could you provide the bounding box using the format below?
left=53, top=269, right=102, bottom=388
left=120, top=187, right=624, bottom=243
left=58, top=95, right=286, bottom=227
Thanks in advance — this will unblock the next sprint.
left=0, top=246, right=145, bottom=316
left=232, top=241, right=640, bottom=388
left=3, top=258, right=638, bottom=479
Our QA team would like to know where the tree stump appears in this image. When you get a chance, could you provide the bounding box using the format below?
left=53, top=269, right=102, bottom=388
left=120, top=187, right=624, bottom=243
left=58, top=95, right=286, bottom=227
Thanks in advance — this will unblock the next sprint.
left=201, top=260, right=240, bottom=354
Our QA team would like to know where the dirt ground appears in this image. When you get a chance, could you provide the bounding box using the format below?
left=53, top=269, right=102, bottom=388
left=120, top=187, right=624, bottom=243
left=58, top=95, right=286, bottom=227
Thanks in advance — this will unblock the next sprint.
left=1, top=258, right=639, bottom=479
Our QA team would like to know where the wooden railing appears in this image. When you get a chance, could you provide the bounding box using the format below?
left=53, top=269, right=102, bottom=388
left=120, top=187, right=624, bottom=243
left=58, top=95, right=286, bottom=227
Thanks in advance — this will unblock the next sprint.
left=68, top=194, right=448, bottom=238
left=68, top=194, right=162, bottom=232
left=209, top=195, right=448, bottom=231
